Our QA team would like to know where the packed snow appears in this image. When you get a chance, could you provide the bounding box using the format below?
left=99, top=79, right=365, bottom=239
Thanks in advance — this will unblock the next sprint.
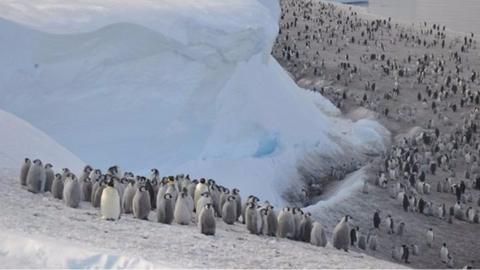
left=0, top=0, right=388, bottom=205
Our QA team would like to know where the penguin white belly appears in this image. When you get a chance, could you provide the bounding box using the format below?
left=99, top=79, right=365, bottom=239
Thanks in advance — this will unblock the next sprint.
left=101, top=187, right=121, bottom=220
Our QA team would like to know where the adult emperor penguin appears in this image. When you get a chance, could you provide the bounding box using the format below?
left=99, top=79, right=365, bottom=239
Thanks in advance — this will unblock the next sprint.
left=426, top=228, right=434, bottom=247
left=333, top=215, right=351, bottom=252
left=122, top=180, right=136, bottom=214
left=100, top=178, right=121, bottom=221
left=440, top=243, right=449, bottom=263
left=194, top=178, right=209, bottom=212
left=299, top=212, right=313, bottom=242
left=51, top=173, right=64, bottom=199
left=232, top=188, right=242, bottom=221
left=44, top=163, right=54, bottom=192
left=157, top=193, right=174, bottom=224
left=222, top=195, right=237, bottom=225
left=265, top=205, right=277, bottom=236
left=174, top=190, right=192, bottom=225
left=310, top=222, right=328, bottom=247
left=245, top=202, right=261, bottom=235
left=26, top=159, right=46, bottom=193
left=277, top=207, right=295, bottom=238
left=133, top=185, right=151, bottom=220
left=199, top=203, right=216, bottom=236
left=63, top=173, right=81, bottom=208
left=19, top=158, right=31, bottom=186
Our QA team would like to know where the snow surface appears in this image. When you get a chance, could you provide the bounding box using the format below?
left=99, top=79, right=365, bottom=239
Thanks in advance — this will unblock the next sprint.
left=0, top=172, right=403, bottom=268
left=0, top=0, right=388, bottom=204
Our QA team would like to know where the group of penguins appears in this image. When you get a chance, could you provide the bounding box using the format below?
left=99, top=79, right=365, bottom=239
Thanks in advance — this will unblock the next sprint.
left=19, top=157, right=357, bottom=250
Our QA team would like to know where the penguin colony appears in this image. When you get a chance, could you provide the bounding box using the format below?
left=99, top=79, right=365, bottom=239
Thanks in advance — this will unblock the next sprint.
left=274, top=0, right=480, bottom=268
left=19, top=160, right=349, bottom=248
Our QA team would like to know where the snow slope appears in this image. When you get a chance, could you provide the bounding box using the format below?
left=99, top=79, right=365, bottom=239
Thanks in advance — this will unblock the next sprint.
left=0, top=0, right=388, bottom=204
left=0, top=109, right=84, bottom=172
left=0, top=172, right=403, bottom=268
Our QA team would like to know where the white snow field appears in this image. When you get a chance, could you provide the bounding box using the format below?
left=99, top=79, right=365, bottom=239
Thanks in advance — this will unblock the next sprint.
left=0, top=0, right=388, bottom=205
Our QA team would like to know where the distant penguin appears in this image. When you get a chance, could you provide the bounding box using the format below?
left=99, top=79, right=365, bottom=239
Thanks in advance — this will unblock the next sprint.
left=277, top=207, right=295, bottom=238
left=333, top=215, right=351, bottom=251
left=157, top=193, right=174, bottom=224
left=386, top=215, right=394, bottom=234
left=63, top=173, right=81, bottom=208
left=310, top=222, right=328, bottom=247
left=362, top=180, right=369, bottom=194
left=440, top=243, right=449, bottom=263
left=174, top=191, right=192, bottom=225
left=19, top=158, right=31, bottom=186
left=368, top=233, right=377, bottom=251
left=293, top=208, right=304, bottom=240
left=246, top=202, right=260, bottom=235
left=299, top=212, right=313, bottom=242
left=412, top=244, right=420, bottom=256
left=357, top=233, right=367, bottom=250
left=194, top=178, right=209, bottom=212
left=222, top=195, right=237, bottom=225
left=78, top=165, right=92, bottom=199
left=219, top=188, right=230, bottom=212
left=26, top=159, right=46, bottom=193
left=51, top=173, right=64, bottom=199
left=265, top=205, right=278, bottom=236
left=89, top=169, right=102, bottom=202
left=397, top=222, right=405, bottom=236
left=122, top=180, right=136, bottom=214
left=426, top=228, right=434, bottom=247
left=100, top=178, right=121, bottom=221
left=199, top=203, right=216, bottom=236
left=44, top=163, right=54, bottom=192
left=145, top=179, right=156, bottom=210
left=133, top=186, right=151, bottom=220
left=232, top=188, right=242, bottom=220
left=196, top=192, right=212, bottom=218
left=242, top=196, right=258, bottom=224
left=92, top=177, right=107, bottom=208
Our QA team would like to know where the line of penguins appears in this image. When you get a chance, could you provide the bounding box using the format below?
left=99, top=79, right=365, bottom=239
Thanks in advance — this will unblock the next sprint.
left=19, top=158, right=355, bottom=249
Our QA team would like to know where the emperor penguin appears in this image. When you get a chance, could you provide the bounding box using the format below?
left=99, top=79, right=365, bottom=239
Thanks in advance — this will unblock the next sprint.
left=51, top=173, right=64, bottom=199
left=174, top=190, right=192, bottom=225
left=358, top=233, right=367, bottom=250
left=332, top=215, right=351, bottom=252
left=440, top=243, right=449, bottom=263
left=196, top=192, right=212, bottom=218
left=277, top=207, right=295, bottom=238
left=265, top=205, right=278, bottom=236
left=232, top=188, right=242, bottom=220
left=219, top=188, right=230, bottom=212
left=133, top=186, right=151, bottom=220
left=467, top=207, right=475, bottom=223
left=426, top=228, right=434, bottom=247
left=78, top=165, right=93, bottom=197
left=122, top=180, right=136, bottom=214
left=242, top=196, right=259, bottom=224
left=26, top=159, right=46, bottom=193
left=92, top=177, right=107, bottom=208
left=222, top=195, right=237, bottom=225
left=194, top=178, right=209, bottom=211
left=19, top=158, right=31, bottom=186
left=63, top=173, right=81, bottom=208
left=209, top=183, right=221, bottom=216
left=181, top=187, right=194, bottom=212
left=245, top=202, right=261, bottom=235
left=362, top=180, right=369, bottom=194
left=397, top=222, right=405, bottom=236
left=299, top=212, right=313, bottom=242
left=112, top=176, right=125, bottom=204
left=199, top=203, right=216, bottom=236
left=187, top=179, right=197, bottom=199
left=293, top=208, right=304, bottom=240
left=100, top=178, right=121, bottom=221
left=368, top=231, right=377, bottom=250
left=157, top=193, right=174, bottom=224
left=310, top=222, right=328, bottom=247
left=44, top=163, right=54, bottom=192
left=145, top=179, right=156, bottom=210
left=165, top=180, right=179, bottom=209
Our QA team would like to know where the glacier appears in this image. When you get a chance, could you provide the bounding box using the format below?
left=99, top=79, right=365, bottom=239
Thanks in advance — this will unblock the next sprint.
left=0, top=0, right=388, bottom=204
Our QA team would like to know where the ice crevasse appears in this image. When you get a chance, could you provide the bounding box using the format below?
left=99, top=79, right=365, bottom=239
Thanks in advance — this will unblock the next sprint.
left=0, top=0, right=388, bottom=204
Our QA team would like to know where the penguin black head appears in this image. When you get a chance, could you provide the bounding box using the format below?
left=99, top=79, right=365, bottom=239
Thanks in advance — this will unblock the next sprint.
left=186, top=174, right=190, bottom=180
left=260, top=208, right=267, bottom=215
left=33, top=159, right=42, bottom=165
left=207, top=179, right=215, bottom=185
left=193, top=179, right=198, bottom=184
left=45, top=163, right=53, bottom=169
left=62, top=168, right=69, bottom=173
left=200, top=178, right=206, bottom=184
left=151, top=168, right=159, bottom=175
left=247, top=202, right=255, bottom=209
left=232, top=188, right=239, bottom=195
left=228, top=195, right=235, bottom=201
left=55, top=173, right=62, bottom=179
left=107, top=178, right=115, bottom=187
left=201, top=192, right=210, bottom=197
left=205, top=203, right=213, bottom=209
left=164, top=193, right=173, bottom=200
left=139, top=186, right=146, bottom=192
left=24, top=158, right=30, bottom=163
left=84, top=165, right=93, bottom=173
